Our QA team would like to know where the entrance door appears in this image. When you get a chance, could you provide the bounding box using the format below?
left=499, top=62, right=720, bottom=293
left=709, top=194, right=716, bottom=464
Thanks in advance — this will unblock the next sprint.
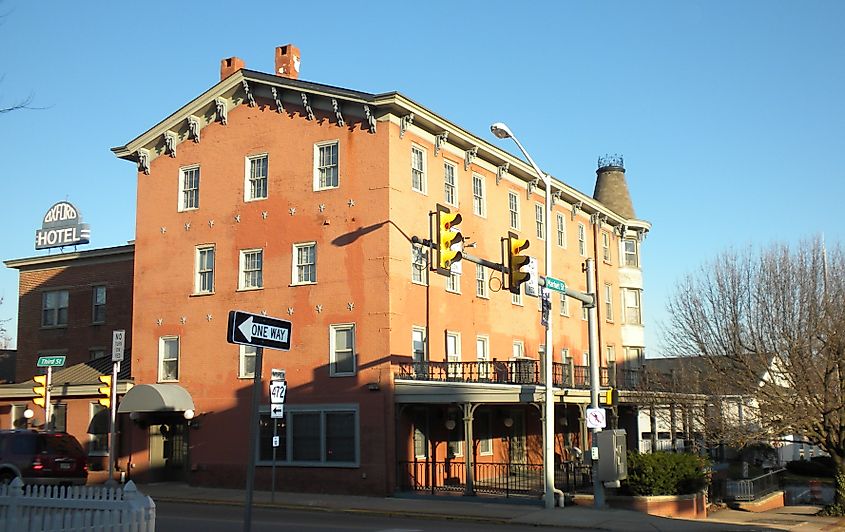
left=509, top=410, right=526, bottom=465
left=149, top=422, right=189, bottom=481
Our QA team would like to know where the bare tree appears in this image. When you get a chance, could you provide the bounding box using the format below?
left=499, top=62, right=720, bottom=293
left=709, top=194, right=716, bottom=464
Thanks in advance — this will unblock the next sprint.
left=664, top=239, right=845, bottom=511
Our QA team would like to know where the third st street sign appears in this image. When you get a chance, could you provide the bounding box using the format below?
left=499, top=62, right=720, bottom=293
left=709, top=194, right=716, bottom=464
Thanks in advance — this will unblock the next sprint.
left=227, top=310, right=292, bottom=351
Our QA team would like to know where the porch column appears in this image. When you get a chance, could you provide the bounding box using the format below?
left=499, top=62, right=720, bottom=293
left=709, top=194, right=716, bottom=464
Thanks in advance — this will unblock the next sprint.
left=670, top=403, right=678, bottom=452
left=461, top=403, right=477, bottom=496
left=649, top=405, right=658, bottom=452
left=577, top=404, right=587, bottom=453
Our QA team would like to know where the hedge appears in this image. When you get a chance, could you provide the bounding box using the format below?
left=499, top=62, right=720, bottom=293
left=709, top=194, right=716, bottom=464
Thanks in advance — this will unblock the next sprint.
left=621, top=451, right=711, bottom=496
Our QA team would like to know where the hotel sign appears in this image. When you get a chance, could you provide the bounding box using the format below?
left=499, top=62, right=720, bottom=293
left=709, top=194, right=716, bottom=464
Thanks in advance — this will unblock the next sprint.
left=35, top=201, right=90, bottom=250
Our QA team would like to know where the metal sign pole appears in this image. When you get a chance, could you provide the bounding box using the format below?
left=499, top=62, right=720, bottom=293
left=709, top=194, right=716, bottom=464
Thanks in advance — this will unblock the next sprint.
left=271, top=419, right=278, bottom=503
left=45, top=366, right=52, bottom=431
left=108, top=361, right=119, bottom=483
left=585, top=258, right=605, bottom=508
left=243, top=346, right=263, bottom=532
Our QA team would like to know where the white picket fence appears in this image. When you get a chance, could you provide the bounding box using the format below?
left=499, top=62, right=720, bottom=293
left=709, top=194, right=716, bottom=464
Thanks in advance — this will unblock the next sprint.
left=0, top=478, right=155, bottom=531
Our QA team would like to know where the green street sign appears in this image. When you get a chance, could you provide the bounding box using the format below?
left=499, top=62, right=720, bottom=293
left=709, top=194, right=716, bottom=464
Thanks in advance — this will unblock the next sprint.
left=545, top=276, right=567, bottom=293
left=37, top=355, right=66, bottom=368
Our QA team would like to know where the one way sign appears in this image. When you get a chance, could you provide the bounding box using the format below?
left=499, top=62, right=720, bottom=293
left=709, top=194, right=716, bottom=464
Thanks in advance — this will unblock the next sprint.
left=227, top=310, right=292, bottom=351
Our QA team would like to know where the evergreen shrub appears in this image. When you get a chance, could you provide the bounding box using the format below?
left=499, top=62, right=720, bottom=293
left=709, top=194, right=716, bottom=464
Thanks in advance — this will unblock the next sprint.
left=621, top=451, right=710, bottom=496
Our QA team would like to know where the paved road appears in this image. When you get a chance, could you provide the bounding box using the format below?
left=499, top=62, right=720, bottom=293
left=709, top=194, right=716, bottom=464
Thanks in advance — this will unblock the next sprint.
left=155, top=501, right=595, bottom=532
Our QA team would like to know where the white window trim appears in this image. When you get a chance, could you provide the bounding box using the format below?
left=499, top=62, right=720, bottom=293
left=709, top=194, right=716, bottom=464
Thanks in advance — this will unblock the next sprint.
left=578, top=223, right=587, bottom=257
left=604, top=283, right=614, bottom=322
left=511, top=290, right=523, bottom=307
left=239, top=345, right=257, bottom=379
left=556, top=213, right=567, bottom=248
left=178, top=165, right=200, bottom=212
left=475, top=264, right=489, bottom=299
left=602, top=231, right=612, bottom=263
left=244, top=153, right=269, bottom=201
left=194, top=245, right=215, bottom=295
left=313, top=140, right=340, bottom=191
left=560, top=293, right=570, bottom=316
left=292, top=242, right=317, bottom=286
left=411, top=244, right=428, bottom=286
left=412, top=326, right=427, bottom=362
left=411, top=145, right=427, bottom=194
left=446, top=271, right=461, bottom=294
left=158, top=336, right=179, bottom=382
left=512, top=340, right=525, bottom=360
left=535, top=203, right=545, bottom=240
left=330, top=323, right=357, bottom=377
left=478, top=410, right=493, bottom=456
left=624, top=237, right=640, bottom=268
left=446, top=331, right=461, bottom=362
left=444, top=160, right=458, bottom=207
left=508, top=191, right=520, bottom=230
left=472, top=173, right=487, bottom=217
left=239, top=248, right=264, bottom=291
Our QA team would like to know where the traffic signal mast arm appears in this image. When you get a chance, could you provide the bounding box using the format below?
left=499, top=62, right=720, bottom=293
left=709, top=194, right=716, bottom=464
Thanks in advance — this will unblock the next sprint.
left=411, top=234, right=595, bottom=307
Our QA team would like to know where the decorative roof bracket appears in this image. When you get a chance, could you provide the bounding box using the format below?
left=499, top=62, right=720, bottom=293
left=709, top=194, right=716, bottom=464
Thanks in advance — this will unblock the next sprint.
left=137, top=149, right=151, bottom=175
left=187, top=116, right=201, bottom=143
left=527, top=178, right=540, bottom=197
left=552, top=190, right=564, bottom=204
left=271, top=87, right=285, bottom=114
left=434, top=131, right=448, bottom=157
left=332, top=99, right=345, bottom=127
left=215, top=98, right=228, bottom=125
left=464, top=146, right=478, bottom=171
left=400, top=113, right=414, bottom=138
left=164, top=131, right=177, bottom=158
left=571, top=201, right=583, bottom=220
left=301, top=93, right=315, bottom=120
left=496, top=162, right=509, bottom=185
left=241, top=80, right=256, bottom=107
left=364, top=105, right=376, bottom=133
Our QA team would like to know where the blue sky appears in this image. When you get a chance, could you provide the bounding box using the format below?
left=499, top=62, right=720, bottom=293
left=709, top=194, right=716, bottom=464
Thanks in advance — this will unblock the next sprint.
left=1, top=1, right=843, bottom=355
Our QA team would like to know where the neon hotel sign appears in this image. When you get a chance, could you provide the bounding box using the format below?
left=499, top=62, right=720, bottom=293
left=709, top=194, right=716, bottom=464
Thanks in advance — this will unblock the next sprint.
left=35, top=201, right=91, bottom=250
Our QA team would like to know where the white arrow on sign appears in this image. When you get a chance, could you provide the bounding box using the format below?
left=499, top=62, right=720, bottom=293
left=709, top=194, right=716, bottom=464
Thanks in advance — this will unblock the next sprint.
left=270, top=404, right=284, bottom=419
left=238, top=316, right=290, bottom=344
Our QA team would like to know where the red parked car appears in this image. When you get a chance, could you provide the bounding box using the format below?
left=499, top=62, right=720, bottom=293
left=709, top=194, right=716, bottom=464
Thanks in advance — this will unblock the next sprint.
left=0, top=430, right=88, bottom=486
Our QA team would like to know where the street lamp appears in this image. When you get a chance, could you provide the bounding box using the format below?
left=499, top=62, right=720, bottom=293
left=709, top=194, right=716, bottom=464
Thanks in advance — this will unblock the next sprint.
left=491, top=122, right=557, bottom=510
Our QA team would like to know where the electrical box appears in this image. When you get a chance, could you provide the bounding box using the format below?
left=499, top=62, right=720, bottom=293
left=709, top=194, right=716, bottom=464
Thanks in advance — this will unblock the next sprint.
left=596, top=429, right=628, bottom=482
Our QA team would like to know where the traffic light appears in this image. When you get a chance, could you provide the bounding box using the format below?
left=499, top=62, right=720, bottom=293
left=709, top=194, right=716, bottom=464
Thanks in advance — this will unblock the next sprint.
left=32, top=375, right=47, bottom=408
left=601, top=387, right=619, bottom=407
left=507, top=231, right=531, bottom=294
left=98, top=375, right=112, bottom=408
left=434, top=203, right=463, bottom=276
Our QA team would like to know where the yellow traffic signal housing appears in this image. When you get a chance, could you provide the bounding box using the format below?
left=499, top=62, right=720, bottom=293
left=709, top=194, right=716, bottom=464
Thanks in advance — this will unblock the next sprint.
left=434, top=204, right=463, bottom=276
left=32, top=375, right=47, bottom=408
left=507, top=231, right=531, bottom=294
left=601, top=387, right=618, bottom=407
left=98, top=375, right=112, bottom=408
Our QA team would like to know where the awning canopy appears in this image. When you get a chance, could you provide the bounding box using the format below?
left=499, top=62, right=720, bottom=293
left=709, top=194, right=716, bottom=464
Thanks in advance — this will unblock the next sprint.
left=117, top=384, right=195, bottom=414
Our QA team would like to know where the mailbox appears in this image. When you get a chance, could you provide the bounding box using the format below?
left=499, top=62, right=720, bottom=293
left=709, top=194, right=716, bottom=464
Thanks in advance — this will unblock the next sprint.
left=596, top=429, right=628, bottom=482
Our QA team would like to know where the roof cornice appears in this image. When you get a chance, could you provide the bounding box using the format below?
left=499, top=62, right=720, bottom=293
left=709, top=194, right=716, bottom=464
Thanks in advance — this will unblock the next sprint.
left=4, top=244, right=135, bottom=271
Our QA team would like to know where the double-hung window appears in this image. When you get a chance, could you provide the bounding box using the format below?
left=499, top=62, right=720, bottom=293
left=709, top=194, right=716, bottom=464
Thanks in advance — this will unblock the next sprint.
left=606, top=345, right=616, bottom=364
left=411, top=146, right=426, bottom=193
left=246, top=155, right=269, bottom=200
left=508, top=192, right=520, bottom=230
left=623, top=288, right=642, bottom=325
left=412, top=327, right=427, bottom=363
left=195, top=245, right=215, bottom=294
left=239, top=249, right=263, bottom=290
left=556, top=213, right=566, bottom=248
left=446, top=271, right=460, bottom=294
left=315, top=141, right=339, bottom=190
left=411, top=244, right=428, bottom=285
left=560, top=293, right=570, bottom=316
left=240, top=345, right=257, bottom=378
left=42, top=290, right=68, bottom=327
left=535, top=204, right=545, bottom=240
left=512, top=290, right=523, bottom=306
left=476, top=336, right=490, bottom=380
left=258, top=406, right=359, bottom=466
left=475, top=265, right=488, bottom=298
left=604, top=283, right=614, bottom=321
left=577, top=223, right=587, bottom=256
left=624, top=237, right=639, bottom=268
left=330, top=324, right=356, bottom=376
left=92, top=286, right=106, bottom=324
left=472, top=174, right=486, bottom=216
left=602, top=231, right=611, bottom=263
left=446, top=331, right=461, bottom=379
left=293, top=243, right=317, bottom=284
left=159, top=336, right=179, bottom=381
left=444, top=161, right=457, bottom=206
left=179, top=166, right=200, bottom=211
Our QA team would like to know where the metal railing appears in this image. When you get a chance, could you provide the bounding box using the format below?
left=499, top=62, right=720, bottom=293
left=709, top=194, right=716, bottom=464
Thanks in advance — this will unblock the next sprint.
left=395, top=360, right=609, bottom=389
left=397, top=460, right=592, bottom=498
left=724, top=468, right=785, bottom=502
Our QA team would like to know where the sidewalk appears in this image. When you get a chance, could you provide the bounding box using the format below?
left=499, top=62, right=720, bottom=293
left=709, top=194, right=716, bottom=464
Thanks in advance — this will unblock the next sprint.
left=138, top=482, right=845, bottom=531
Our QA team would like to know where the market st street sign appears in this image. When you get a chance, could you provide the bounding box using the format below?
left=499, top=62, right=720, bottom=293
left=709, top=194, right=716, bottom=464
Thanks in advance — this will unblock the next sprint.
left=227, top=310, right=292, bottom=351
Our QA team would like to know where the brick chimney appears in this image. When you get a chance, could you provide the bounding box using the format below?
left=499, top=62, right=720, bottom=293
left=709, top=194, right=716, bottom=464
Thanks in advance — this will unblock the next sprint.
left=275, top=44, right=301, bottom=79
left=220, top=57, right=245, bottom=80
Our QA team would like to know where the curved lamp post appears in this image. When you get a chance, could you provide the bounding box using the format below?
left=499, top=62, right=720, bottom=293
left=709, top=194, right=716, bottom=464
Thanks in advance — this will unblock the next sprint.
left=490, top=122, right=556, bottom=510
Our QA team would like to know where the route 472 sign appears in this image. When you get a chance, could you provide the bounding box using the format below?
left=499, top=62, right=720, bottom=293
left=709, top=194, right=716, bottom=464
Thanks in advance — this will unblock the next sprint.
left=227, top=310, right=292, bottom=351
